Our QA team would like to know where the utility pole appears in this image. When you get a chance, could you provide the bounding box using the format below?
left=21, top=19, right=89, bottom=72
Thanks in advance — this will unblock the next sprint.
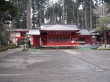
left=62, top=0, right=65, bottom=24
left=27, top=0, right=32, bottom=29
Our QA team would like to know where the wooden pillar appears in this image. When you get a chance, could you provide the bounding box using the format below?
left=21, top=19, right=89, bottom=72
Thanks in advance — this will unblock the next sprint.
left=46, top=32, right=48, bottom=45
left=70, top=32, right=72, bottom=44
left=40, top=36, right=42, bottom=46
left=62, top=32, right=63, bottom=44
left=57, top=32, right=60, bottom=45
left=40, top=32, right=42, bottom=46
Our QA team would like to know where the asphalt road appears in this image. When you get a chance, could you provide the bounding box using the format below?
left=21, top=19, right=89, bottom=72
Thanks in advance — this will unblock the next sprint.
left=0, top=48, right=110, bottom=82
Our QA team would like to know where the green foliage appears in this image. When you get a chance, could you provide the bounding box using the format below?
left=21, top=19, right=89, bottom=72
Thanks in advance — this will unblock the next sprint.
left=65, top=0, right=76, bottom=24
left=0, top=30, right=7, bottom=47
left=17, top=39, right=25, bottom=46
left=32, top=0, right=48, bottom=27
left=0, top=44, right=16, bottom=52
left=104, top=0, right=110, bottom=4
left=96, top=17, right=110, bottom=31
left=8, top=44, right=16, bottom=49
left=45, top=3, right=62, bottom=23
left=0, top=47, right=8, bottom=52
left=0, top=0, right=17, bottom=47
left=0, top=0, right=17, bottom=21
left=13, top=0, right=27, bottom=28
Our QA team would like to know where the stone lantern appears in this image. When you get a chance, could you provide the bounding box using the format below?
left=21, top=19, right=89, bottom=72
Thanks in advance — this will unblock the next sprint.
left=91, top=35, right=96, bottom=44
left=91, top=34, right=97, bottom=49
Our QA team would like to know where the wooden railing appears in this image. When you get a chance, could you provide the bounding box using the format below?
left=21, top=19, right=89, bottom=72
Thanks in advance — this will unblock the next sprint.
left=41, top=42, right=79, bottom=46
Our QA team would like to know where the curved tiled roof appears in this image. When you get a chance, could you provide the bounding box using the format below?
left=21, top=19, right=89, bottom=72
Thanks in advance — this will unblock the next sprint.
left=28, top=30, right=40, bottom=35
left=79, top=29, right=92, bottom=35
left=41, top=24, right=79, bottom=31
left=7, top=29, right=29, bottom=32
left=79, top=29, right=100, bottom=35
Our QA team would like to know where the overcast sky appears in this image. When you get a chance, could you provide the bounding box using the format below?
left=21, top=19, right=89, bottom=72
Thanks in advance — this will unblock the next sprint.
left=50, top=0, right=58, bottom=3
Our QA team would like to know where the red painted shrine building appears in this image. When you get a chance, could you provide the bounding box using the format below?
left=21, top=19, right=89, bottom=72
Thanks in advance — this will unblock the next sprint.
left=29, top=24, right=99, bottom=47
left=40, top=24, right=80, bottom=47
left=9, top=24, right=100, bottom=47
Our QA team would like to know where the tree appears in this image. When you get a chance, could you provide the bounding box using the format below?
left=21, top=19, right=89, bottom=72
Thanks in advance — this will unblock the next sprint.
left=94, top=3, right=110, bottom=17
left=45, top=3, right=62, bottom=24
left=0, top=0, right=17, bottom=22
left=3, top=0, right=109, bottom=30
left=0, top=0, right=17, bottom=47
left=14, top=0, right=27, bottom=28
left=96, top=17, right=110, bottom=44
left=32, top=0, right=48, bottom=28
left=94, top=2, right=110, bottom=44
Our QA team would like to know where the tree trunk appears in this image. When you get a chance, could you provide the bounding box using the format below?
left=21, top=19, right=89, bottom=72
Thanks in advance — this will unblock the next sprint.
left=77, top=7, right=79, bottom=25
left=66, top=4, right=67, bottom=24
left=52, top=2, right=55, bottom=23
left=27, top=0, right=32, bottom=29
left=90, top=0, right=92, bottom=30
left=84, top=7, right=87, bottom=28
left=82, top=8, right=84, bottom=28
left=72, top=1, right=75, bottom=24
left=62, top=0, right=65, bottom=24
left=102, top=0, right=104, bottom=17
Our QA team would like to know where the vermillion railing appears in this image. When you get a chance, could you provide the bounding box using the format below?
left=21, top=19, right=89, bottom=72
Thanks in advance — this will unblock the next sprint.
left=41, top=42, right=79, bottom=46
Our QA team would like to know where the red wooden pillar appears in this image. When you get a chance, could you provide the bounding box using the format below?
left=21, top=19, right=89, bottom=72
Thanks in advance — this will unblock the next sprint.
left=41, top=35, right=43, bottom=46
left=106, top=34, right=108, bottom=44
left=62, top=32, right=63, bottom=44
left=58, top=32, right=59, bottom=45
left=47, top=32, right=48, bottom=45
left=70, top=32, right=71, bottom=44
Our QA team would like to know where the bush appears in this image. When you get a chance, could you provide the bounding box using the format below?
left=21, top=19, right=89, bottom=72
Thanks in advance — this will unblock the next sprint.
left=8, top=44, right=16, bottom=49
left=0, top=44, right=16, bottom=52
left=97, top=48, right=110, bottom=50
left=0, top=47, right=8, bottom=52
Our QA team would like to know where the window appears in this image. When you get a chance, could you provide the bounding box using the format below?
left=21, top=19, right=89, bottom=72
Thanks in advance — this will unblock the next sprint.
left=79, top=38, right=85, bottom=41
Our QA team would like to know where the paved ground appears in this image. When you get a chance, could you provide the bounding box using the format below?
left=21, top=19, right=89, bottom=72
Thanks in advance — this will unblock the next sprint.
left=0, top=48, right=110, bottom=82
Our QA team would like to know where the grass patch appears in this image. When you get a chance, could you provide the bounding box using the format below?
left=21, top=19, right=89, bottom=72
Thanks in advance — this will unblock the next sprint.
left=79, top=47, right=91, bottom=50
left=27, top=48, right=40, bottom=52
left=97, top=48, right=110, bottom=50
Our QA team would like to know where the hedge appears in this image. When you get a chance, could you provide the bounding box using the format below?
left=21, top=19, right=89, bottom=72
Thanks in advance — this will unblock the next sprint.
left=0, top=44, right=16, bottom=52
left=0, top=47, right=8, bottom=52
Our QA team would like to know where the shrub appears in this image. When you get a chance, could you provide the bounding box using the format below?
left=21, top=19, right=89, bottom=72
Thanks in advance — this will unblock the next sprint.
left=8, top=44, right=16, bottom=49
left=0, top=44, right=16, bottom=52
left=0, top=47, right=8, bottom=52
